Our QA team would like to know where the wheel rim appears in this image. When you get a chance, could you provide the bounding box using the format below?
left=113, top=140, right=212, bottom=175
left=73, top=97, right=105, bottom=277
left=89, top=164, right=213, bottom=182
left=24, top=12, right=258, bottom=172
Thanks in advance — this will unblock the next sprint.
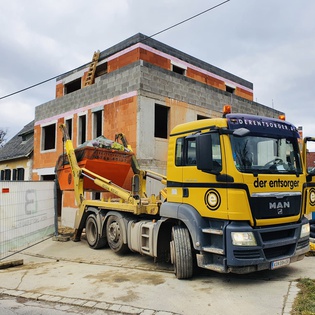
left=106, top=216, right=124, bottom=252
left=105, top=215, right=129, bottom=254
left=107, top=221, right=121, bottom=245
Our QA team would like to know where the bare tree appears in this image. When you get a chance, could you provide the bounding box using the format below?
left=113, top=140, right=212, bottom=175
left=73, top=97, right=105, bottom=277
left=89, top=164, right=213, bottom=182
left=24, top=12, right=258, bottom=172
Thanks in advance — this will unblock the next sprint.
left=0, top=129, right=7, bottom=147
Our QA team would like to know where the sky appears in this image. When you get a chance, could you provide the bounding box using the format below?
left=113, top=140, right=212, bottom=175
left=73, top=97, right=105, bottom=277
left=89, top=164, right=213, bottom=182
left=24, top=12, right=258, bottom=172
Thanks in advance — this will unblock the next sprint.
left=0, top=0, right=314, bottom=142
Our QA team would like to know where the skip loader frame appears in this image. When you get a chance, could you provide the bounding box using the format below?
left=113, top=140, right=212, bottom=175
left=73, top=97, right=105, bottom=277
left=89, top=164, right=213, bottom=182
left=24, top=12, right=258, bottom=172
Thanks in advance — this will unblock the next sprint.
left=58, top=107, right=314, bottom=279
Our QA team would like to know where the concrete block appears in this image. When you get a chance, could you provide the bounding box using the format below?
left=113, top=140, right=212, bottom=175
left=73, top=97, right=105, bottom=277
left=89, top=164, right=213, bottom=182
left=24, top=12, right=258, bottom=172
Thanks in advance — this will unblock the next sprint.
left=120, top=305, right=144, bottom=314
left=95, top=302, right=110, bottom=310
left=83, top=301, right=97, bottom=308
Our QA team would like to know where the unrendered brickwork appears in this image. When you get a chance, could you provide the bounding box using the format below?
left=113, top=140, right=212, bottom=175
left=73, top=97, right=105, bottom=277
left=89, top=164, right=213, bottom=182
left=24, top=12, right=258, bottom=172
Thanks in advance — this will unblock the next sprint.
left=33, top=33, right=283, bottom=222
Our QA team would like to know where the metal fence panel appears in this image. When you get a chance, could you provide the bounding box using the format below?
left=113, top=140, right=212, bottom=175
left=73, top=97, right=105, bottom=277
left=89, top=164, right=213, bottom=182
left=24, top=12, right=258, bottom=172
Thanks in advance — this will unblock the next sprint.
left=0, top=181, right=55, bottom=260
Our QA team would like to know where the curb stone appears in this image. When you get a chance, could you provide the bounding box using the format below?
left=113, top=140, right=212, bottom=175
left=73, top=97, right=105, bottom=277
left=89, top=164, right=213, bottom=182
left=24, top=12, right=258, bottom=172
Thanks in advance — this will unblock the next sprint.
left=0, top=288, right=180, bottom=315
left=282, top=281, right=300, bottom=315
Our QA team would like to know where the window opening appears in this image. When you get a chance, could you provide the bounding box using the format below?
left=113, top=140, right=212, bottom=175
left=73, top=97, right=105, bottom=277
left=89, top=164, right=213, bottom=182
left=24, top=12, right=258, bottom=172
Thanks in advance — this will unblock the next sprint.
left=154, top=104, right=169, bottom=139
left=64, top=78, right=81, bottom=94
left=93, top=192, right=101, bottom=200
left=65, top=118, right=73, bottom=140
left=93, top=110, right=103, bottom=138
left=78, top=115, right=87, bottom=145
left=95, top=62, right=108, bottom=78
left=42, top=175, right=55, bottom=181
left=42, top=124, right=56, bottom=151
left=197, top=115, right=209, bottom=120
left=172, top=64, right=186, bottom=75
left=226, top=85, right=235, bottom=94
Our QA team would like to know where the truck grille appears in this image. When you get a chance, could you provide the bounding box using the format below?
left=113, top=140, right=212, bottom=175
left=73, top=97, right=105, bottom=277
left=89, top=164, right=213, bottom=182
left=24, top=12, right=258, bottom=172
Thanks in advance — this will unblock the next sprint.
left=260, top=228, right=295, bottom=242
left=264, top=244, right=294, bottom=260
left=250, top=193, right=301, bottom=219
left=234, top=250, right=261, bottom=259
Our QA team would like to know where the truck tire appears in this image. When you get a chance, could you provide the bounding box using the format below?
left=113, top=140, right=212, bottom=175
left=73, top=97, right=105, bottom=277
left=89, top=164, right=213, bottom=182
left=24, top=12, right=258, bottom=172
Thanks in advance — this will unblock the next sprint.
left=170, top=226, right=193, bottom=279
left=106, top=215, right=129, bottom=255
left=85, top=214, right=107, bottom=249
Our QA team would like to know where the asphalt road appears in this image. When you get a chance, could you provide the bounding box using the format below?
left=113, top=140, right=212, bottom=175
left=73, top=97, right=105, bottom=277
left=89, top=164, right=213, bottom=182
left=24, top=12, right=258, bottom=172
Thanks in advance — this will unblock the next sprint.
left=0, top=235, right=314, bottom=315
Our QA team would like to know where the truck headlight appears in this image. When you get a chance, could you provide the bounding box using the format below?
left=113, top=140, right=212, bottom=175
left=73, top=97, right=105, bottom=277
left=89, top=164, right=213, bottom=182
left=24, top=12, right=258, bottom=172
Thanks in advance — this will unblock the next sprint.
left=231, top=232, right=257, bottom=246
left=300, top=223, right=310, bottom=238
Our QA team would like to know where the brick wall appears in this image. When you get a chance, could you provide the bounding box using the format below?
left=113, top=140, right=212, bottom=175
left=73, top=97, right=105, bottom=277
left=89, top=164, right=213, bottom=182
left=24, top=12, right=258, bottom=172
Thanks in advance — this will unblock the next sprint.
left=56, top=40, right=253, bottom=101
left=34, top=61, right=281, bottom=181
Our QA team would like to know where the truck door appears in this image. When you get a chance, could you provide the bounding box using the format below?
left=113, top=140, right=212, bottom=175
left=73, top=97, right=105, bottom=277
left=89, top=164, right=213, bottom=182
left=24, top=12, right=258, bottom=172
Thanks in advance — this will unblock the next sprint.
left=303, top=137, right=315, bottom=215
left=183, top=132, right=229, bottom=220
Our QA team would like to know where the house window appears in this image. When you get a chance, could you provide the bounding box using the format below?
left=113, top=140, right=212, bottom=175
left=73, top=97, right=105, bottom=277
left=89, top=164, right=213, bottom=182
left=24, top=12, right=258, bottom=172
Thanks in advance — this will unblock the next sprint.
left=78, top=115, right=87, bottom=145
left=4, top=169, right=11, bottom=180
left=64, top=78, right=81, bottom=94
left=42, top=124, right=56, bottom=151
left=172, top=64, right=186, bottom=75
left=17, top=168, right=25, bottom=180
left=0, top=170, right=4, bottom=180
left=93, top=110, right=103, bottom=138
left=65, top=118, right=73, bottom=140
left=154, top=104, right=169, bottom=139
left=12, top=168, right=24, bottom=180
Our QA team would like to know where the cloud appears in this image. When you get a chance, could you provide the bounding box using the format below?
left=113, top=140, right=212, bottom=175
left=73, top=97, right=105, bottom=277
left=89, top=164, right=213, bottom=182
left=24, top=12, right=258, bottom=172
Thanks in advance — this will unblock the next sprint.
left=0, top=0, right=315, bottom=142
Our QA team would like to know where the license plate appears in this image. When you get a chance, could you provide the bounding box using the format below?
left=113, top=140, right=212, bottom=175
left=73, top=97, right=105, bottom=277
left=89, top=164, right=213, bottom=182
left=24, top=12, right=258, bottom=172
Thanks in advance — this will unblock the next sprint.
left=271, top=258, right=290, bottom=270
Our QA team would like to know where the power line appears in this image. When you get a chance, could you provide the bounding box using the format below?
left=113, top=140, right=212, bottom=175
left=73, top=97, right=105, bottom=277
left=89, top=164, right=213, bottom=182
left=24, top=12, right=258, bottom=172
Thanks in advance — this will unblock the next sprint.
left=148, top=0, right=230, bottom=39
left=0, top=0, right=230, bottom=101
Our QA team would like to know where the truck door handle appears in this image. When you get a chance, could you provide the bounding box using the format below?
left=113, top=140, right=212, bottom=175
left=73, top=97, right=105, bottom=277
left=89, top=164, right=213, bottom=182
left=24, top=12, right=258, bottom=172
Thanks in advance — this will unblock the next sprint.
left=183, top=188, right=189, bottom=198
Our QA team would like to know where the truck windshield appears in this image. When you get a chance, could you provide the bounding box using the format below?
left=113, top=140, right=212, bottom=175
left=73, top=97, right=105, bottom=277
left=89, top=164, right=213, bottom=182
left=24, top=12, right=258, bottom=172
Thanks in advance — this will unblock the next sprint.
left=230, top=135, right=302, bottom=174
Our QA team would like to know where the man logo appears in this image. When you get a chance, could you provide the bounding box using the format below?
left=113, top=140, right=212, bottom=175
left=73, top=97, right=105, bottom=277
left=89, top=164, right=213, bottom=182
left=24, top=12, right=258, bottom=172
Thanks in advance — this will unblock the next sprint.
left=269, top=201, right=290, bottom=215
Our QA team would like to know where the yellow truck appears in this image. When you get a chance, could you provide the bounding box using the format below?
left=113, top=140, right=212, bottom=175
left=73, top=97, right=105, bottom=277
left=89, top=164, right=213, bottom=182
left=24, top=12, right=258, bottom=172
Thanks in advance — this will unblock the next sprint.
left=58, top=107, right=315, bottom=279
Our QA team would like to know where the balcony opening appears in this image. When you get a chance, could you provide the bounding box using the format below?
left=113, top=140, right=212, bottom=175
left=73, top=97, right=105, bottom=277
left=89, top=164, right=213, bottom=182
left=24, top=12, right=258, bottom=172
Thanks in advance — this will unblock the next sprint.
left=65, top=78, right=81, bottom=94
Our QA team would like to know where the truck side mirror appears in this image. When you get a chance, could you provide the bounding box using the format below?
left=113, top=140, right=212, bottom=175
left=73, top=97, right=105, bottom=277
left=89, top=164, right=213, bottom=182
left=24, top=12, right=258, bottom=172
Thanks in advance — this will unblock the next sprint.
left=196, top=133, right=215, bottom=173
left=303, top=137, right=315, bottom=181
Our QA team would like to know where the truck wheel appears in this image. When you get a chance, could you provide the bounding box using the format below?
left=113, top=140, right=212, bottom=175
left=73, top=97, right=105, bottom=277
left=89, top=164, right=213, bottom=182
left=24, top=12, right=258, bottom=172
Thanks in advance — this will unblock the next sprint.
left=85, top=214, right=107, bottom=249
left=106, top=215, right=129, bottom=255
left=170, top=226, right=193, bottom=279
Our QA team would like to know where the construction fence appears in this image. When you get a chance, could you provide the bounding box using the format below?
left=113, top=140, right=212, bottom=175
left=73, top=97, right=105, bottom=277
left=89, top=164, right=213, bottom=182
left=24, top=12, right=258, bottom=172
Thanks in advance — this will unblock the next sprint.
left=0, top=181, right=56, bottom=260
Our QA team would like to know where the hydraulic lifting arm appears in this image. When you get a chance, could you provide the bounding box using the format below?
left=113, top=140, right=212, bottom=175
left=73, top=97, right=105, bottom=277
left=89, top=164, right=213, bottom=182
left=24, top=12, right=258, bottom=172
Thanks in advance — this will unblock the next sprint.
left=59, top=124, right=85, bottom=207
left=59, top=124, right=139, bottom=205
left=59, top=124, right=167, bottom=241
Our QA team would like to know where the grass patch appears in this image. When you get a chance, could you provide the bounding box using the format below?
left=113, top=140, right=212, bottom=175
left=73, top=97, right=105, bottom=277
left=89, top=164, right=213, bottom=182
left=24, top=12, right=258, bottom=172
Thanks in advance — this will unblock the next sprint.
left=292, top=278, right=315, bottom=315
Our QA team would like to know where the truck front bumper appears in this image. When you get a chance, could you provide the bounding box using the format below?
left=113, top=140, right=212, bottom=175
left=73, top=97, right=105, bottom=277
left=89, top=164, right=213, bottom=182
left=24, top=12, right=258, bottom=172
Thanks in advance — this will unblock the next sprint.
left=224, top=217, right=309, bottom=273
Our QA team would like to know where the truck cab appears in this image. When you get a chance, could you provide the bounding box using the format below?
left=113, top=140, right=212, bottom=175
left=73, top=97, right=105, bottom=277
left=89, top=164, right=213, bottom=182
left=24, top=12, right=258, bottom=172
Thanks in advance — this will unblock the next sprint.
left=163, top=113, right=312, bottom=276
